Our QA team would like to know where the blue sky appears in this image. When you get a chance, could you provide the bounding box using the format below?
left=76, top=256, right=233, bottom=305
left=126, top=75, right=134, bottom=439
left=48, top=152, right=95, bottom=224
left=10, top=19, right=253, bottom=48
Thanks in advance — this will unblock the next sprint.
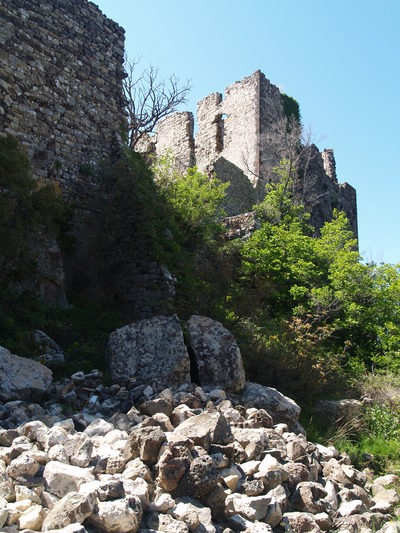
left=95, top=0, right=400, bottom=264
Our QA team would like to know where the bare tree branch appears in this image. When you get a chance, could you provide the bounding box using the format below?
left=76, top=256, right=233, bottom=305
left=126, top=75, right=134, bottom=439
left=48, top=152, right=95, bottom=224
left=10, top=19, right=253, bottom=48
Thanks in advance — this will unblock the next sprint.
left=123, top=58, right=191, bottom=149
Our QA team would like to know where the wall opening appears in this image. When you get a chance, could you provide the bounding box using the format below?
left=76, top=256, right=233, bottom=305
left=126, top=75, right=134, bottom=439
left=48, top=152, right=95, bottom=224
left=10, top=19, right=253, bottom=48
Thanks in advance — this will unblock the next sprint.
left=214, top=113, right=227, bottom=153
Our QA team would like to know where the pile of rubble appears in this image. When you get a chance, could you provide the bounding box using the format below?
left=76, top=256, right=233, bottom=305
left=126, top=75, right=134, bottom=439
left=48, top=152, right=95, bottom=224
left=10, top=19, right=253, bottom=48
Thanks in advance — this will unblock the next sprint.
left=0, top=314, right=399, bottom=532
left=0, top=380, right=399, bottom=532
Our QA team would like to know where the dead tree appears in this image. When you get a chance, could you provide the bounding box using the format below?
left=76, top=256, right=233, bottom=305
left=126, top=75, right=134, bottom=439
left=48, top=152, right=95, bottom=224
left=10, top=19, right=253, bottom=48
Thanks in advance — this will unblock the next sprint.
left=123, top=58, right=191, bottom=150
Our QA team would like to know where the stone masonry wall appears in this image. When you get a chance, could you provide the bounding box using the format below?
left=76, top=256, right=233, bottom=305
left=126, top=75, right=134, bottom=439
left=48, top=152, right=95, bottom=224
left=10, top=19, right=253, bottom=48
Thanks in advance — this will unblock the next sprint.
left=0, top=0, right=126, bottom=197
left=154, top=111, right=195, bottom=170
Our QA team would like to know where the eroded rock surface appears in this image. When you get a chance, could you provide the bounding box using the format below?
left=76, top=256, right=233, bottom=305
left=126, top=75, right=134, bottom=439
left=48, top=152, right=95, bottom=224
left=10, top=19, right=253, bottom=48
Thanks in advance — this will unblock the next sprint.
left=186, top=315, right=245, bottom=393
left=107, top=315, right=190, bottom=390
left=0, top=346, right=52, bottom=402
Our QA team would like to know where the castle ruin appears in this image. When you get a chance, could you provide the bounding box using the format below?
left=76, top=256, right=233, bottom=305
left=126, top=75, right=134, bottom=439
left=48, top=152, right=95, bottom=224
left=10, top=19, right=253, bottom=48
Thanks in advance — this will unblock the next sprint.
left=148, top=70, right=358, bottom=236
left=0, top=1, right=358, bottom=314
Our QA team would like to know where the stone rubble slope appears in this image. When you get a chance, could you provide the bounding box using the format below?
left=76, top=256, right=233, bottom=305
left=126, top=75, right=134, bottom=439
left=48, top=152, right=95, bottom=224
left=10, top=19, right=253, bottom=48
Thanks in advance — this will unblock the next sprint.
left=0, top=314, right=399, bottom=532
left=0, top=375, right=399, bottom=532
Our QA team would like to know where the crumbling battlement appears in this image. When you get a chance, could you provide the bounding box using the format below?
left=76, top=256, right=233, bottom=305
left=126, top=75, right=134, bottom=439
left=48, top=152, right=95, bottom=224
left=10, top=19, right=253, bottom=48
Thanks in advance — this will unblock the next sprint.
left=150, top=70, right=358, bottom=236
left=0, top=0, right=126, bottom=197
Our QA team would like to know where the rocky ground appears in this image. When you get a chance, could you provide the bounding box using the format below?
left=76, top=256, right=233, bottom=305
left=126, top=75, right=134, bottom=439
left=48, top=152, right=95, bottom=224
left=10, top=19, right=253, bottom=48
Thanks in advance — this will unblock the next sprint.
left=0, top=316, right=399, bottom=532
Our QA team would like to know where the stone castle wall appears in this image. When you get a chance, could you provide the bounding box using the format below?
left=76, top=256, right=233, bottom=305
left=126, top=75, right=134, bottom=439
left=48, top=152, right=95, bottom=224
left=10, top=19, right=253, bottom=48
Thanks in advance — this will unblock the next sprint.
left=155, top=111, right=195, bottom=170
left=149, top=71, right=358, bottom=236
left=0, top=0, right=126, bottom=197
left=0, top=0, right=176, bottom=316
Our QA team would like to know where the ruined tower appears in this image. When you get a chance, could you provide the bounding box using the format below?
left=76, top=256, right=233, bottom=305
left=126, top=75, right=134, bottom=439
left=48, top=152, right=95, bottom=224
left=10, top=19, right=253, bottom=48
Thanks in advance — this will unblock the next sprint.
left=149, top=71, right=358, bottom=237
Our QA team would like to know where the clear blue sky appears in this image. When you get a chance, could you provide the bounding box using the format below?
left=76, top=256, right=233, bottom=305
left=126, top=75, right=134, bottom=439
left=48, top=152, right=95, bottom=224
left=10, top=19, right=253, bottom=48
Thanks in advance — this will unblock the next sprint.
left=95, top=0, right=400, bottom=264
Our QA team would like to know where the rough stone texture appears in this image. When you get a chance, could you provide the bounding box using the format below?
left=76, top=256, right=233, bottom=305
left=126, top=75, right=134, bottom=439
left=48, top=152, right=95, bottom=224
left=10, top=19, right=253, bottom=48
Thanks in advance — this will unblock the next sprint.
left=296, top=144, right=358, bottom=237
left=42, top=492, right=95, bottom=531
left=322, top=149, right=337, bottom=182
left=222, top=211, right=261, bottom=241
left=113, top=261, right=177, bottom=320
left=0, top=372, right=398, bottom=533
left=23, top=237, right=68, bottom=308
left=0, top=0, right=125, bottom=197
left=107, top=315, right=190, bottom=389
left=88, top=496, right=143, bottom=533
left=238, top=382, right=302, bottom=432
left=0, top=346, right=52, bottom=401
left=154, top=112, right=195, bottom=170
left=43, top=461, right=95, bottom=497
left=315, top=398, right=365, bottom=425
left=212, top=157, right=257, bottom=216
left=186, top=315, right=246, bottom=393
left=174, top=412, right=232, bottom=451
left=148, top=70, right=357, bottom=236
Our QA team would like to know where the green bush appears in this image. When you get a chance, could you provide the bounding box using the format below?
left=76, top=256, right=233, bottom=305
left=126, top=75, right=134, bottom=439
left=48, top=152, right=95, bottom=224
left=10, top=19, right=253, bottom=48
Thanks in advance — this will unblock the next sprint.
left=220, top=160, right=400, bottom=401
left=366, top=403, right=400, bottom=440
left=281, top=93, right=301, bottom=125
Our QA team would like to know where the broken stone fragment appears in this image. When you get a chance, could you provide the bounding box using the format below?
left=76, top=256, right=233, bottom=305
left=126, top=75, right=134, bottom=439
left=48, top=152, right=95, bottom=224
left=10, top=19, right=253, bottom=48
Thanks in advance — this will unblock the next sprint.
left=42, top=491, right=95, bottom=530
left=175, top=412, right=232, bottom=451
left=238, top=382, right=302, bottom=432
left=123, top=426, right=166, bottom=464
left=87, top=496, right=143, bottom=533
left=43, top=461, right=95, bottom=498
left=225, top=493, right=271, bottom=521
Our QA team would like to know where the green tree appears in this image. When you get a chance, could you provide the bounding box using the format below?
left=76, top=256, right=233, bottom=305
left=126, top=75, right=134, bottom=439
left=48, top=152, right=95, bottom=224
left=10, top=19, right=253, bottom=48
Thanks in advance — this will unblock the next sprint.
left=224, top=160, right=400, bottom=398
left=152, top=151, right=229, bottom=245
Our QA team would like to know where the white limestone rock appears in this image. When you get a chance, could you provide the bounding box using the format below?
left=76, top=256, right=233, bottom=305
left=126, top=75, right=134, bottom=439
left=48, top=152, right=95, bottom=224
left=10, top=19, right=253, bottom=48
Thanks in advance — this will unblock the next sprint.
left=174, top=412, right=232, bottom=451
left=42, top=491, right=95, bottom=531
left=88, top=496, right=143, bottom=533
left=18, top=503, right=45, bottom=531
left=43, top=461, right=95, bottom=498
left=238, top=382, right=302, bottom=432
left=225, top=493, right=271, bottom=521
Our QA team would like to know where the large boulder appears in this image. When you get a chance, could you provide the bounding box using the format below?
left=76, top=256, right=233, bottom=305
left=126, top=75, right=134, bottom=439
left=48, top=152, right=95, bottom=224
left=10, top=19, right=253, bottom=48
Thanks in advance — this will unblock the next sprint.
left=186, top=315, right=245, bottom=393
left=107, top=315, right=190, bottom=389
left=238, top=382, right=302, bottom=433
left=0, top=346, right=53, bottom=401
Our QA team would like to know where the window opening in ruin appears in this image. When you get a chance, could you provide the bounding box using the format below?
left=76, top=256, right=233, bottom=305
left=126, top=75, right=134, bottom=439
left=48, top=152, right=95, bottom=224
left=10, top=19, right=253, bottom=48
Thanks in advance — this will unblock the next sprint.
left=214, top=113, right=227, bottom=153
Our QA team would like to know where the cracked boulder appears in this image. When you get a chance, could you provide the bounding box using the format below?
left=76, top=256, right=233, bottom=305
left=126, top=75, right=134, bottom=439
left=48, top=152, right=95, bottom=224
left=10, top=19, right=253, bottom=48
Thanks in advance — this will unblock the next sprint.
left=186, top=315, right=245, bottom=393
